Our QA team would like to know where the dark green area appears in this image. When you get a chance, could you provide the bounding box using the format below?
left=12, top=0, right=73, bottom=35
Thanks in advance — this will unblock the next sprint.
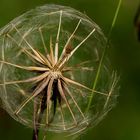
left=0, top=0, right=140, bottom=140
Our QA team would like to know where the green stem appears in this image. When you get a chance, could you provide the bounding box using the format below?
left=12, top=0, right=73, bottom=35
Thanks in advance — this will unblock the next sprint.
left=86, top=0, right=122, bottom=112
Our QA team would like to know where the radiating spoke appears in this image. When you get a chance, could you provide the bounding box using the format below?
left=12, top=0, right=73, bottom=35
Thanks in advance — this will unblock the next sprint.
left=69, top=28, right=96, bottom=57
left=55, top=10, right=62, bottom=63
left=58, top=28, right=96, bottom=70
left=64, top=84, right=86, bottom=121
left=72, top=60, right=93, bottom=68
left=24, top=49, right=50, bottom=67
left=104, top=72, right=118, bottom=109
left=46, top=77, right=54, bottom=125
left=58, top=102, right=66, bottom=130
left=59, top=19, right=81, bottom=61
left=62, top=76, right=108, bottom=96
left=6, top=33, right=46, bottom=66
left=38, top=27, right=48, bottom=54
left=11, top=23, right=49, bottom=66
left=0, top=60, right=49, bottom=71
left=54, top=19, right=81, bottom=70
left=37, top=50, right=52, bottom=68
left=62, top=60, right=94, bottom=72
left=14, top=76, right=50, bottom=115
left=62, top=66, right=94, bottom=72
left=0, top=72, right=49, bottom=85
left=23, top=48, right=49, bottom=66
left=38, top=27, right=53, bottom=67
left=49, top=36, right=55, bottom=66
left=58, top=79, right=77, bottom=125
left=18, top=28, right=33, bottom=46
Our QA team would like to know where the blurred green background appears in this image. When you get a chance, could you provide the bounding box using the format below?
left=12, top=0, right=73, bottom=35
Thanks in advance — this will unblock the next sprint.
left=0, top=0, right=140, bottom=140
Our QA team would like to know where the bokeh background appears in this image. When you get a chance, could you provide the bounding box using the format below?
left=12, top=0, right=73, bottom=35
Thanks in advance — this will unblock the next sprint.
left=0, top=0, right=140, bottom=140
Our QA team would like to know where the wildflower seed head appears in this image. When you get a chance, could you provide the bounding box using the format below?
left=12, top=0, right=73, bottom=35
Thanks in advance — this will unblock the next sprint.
left=0, top=4, right=119, bottom=136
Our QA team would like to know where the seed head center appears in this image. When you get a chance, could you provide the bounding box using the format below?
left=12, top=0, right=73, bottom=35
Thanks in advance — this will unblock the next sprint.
left=49, top=70, right=61, bottom=79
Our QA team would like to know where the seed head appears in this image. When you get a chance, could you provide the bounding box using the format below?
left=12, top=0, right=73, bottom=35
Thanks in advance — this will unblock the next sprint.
left=0, top=4, right=119, bottom=137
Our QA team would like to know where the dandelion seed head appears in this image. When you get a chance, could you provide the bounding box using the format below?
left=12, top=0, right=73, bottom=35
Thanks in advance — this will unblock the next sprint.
left=0, top=4, right=119, bottom=136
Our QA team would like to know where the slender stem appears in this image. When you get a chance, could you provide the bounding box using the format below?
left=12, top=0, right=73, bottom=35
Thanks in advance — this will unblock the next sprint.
left=86, top=0, right=122, bottom=112
left=32, top=89, right=48, bottom=140
left=33, top=97, right=39, bottom=140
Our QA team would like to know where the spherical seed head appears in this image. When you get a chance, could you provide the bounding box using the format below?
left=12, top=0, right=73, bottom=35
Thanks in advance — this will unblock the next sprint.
left=0, top=4, right=119, bottom=135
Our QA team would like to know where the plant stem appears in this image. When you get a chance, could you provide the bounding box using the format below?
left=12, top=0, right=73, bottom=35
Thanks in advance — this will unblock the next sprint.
left=86, top=0, right=122, bottom=112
